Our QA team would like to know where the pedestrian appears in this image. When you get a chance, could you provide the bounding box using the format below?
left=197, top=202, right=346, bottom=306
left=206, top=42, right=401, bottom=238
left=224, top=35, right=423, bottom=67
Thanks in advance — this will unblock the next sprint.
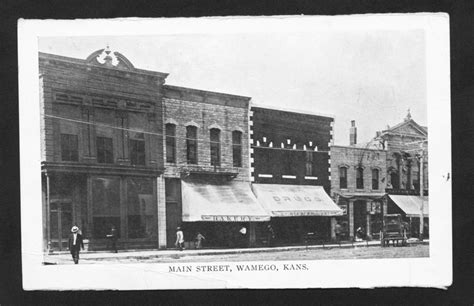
left=239, top=226, right=247, bottom=248
left=266, top=224, right=275, bottom=246
left=335, top=222, right=342, bottom=242
left=68, top=225, right=84, bottom=264
left=175, top=227, right=184, bottom=251
left=195, top=232, right=205, bottom=249
left=106, top=225, right=118, bottom=253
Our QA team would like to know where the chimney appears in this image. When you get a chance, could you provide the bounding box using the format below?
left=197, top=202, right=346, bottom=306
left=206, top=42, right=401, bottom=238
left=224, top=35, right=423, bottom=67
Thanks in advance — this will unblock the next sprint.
left=350, top=120, right=357, bottom=145
left=376, top=131, right=381, bottom=137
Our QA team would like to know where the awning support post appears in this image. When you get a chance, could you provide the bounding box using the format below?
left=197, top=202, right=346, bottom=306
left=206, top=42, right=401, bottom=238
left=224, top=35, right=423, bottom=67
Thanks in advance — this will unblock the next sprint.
left=348, top=200, right=354, bottom=239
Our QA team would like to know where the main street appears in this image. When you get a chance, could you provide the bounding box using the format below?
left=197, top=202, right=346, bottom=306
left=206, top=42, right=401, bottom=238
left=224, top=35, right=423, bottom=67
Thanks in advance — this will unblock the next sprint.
left=49, top=243, right=429, bottom=265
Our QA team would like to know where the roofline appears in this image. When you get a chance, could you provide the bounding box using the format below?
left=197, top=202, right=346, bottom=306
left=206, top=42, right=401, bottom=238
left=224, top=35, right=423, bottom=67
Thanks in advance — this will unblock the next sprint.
left=250, top=102, right=335, bottom=120
left=39, top=52, right=169, bottom=79
left=330, top=144, right=386, bottom=152
left=164, top=84, right=251, bottom=101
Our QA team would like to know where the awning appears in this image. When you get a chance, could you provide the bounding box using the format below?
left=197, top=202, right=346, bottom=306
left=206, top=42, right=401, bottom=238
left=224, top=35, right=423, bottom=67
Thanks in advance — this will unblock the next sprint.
left=388, top=195, right=429, bottom=218
left=252, top=184, right=343, bottom=217
left=181, top=179, right=271, bottom=222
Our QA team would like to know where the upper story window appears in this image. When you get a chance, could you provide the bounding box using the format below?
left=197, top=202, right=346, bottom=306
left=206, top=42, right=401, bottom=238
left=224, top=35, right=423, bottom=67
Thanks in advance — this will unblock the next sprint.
left=61, top=133, right=79, bottom=162
left=356, top=167, right=364, bottom=189
left=390, top=171, right=400, bottom=189
left=232, top=131, right=242, bottom=167
left=97, top=136, right=114, bottom=164
left=339, top=166, right=347, bottom=189
left=372, top=168, right=379, bottom=190
left=305, top=151, right=314, bottom=176
left=129, top=133, right=145, bottom=166
left=186, top=126, right=198, bottom=164
left=210, top=128, right=221, bottom=167
left=165, top=124, right=176, bottom=163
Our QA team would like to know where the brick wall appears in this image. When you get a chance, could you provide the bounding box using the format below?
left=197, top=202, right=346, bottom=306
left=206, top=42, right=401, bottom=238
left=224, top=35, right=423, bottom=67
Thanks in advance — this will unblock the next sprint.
left=330, top=145, right=387, bottom=197
left=162, top=88, right=251, bottom=182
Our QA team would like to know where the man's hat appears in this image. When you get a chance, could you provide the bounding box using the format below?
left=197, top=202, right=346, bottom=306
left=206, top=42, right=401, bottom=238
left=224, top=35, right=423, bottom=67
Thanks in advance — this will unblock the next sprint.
left=71, top=226, right=79, bottom=233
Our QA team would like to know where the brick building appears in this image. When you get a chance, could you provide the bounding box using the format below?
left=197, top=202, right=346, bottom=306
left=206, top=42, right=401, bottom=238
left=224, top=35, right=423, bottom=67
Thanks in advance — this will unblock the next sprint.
left=40, top=48, right=167, bottom=251
left=161, top=86, right=269, bottom=249
left=330, top=121, right=388, bottom=240
left=250, top=106, right=342, bottom=245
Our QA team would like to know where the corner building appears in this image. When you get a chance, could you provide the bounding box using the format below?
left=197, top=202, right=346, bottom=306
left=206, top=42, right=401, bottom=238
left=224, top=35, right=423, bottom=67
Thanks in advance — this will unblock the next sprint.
left=40, top=49, right=166, bottom=251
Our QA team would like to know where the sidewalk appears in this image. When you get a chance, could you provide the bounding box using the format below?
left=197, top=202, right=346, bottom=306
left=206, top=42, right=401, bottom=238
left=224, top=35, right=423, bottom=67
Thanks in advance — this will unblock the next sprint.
left=43, top=239, right=429, bottom=264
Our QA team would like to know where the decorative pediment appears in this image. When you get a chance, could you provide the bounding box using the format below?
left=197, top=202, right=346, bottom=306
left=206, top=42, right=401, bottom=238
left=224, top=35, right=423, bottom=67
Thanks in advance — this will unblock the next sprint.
left=389, top=120, right=427, bottom=137
left=85, top=46, right=135, bottom=70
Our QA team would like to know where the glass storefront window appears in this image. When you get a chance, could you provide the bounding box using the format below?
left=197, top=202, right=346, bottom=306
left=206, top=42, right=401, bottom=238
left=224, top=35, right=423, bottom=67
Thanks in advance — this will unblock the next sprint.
left=126, top=178, right=156, bottom=239
left=92, top=177, right=120, bottom=238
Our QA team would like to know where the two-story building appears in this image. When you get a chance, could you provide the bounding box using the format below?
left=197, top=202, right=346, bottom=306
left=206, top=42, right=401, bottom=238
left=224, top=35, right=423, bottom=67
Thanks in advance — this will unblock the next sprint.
left=161, top=86, right=269, bottom=249
left=40, top=48, right=167, bottom=251
left=250, top=106, right=342, bottom=245
left=331, top=121, right=388, bottom=240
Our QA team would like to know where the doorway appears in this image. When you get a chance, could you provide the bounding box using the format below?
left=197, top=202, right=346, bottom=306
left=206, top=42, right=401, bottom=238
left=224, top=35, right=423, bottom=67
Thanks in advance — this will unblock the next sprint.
left=49, top=202, right=73, bottom=251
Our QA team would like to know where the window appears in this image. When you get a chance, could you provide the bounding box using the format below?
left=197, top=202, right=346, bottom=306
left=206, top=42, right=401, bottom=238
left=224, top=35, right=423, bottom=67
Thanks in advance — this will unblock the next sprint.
left=96, top=136, right=114, bottom=164
left=372, top=168, right=379, bottom=190
left=186, top=126, right=198, bottom=164
left=126, top=178, right=156, bottom=239
left=356, top=167, right=364, bottom=189
left=210, top=128, right=221, bottom=166
left=61, top=133, right=79, bottom=161
left=91, top=177, right=120, bottom=238
left=305, top=151, right=314, bottom=176
left=129, top=136, right=145, bottom=166
left=232, top=131, right=242, bottom=167
left=390, top=172, right=400, bottom=189
left=339, top=167, right=347, bottom=189
left=165, top=124, right=176, bottom=163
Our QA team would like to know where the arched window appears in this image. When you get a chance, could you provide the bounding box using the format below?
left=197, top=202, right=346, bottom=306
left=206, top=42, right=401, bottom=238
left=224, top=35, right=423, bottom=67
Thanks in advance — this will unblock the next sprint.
left=339, top=167, right=348, bottom=189
left=372, top=168, right=379, bottom=190
left=186, top=126, right=198, bottom=164
left=232, top=131, right=242, bottom=167
left=165, top=123, right=176, bottom=163
left=356, top=167, right=364, bottom=189
left=210, top=128, right=221, bottom=166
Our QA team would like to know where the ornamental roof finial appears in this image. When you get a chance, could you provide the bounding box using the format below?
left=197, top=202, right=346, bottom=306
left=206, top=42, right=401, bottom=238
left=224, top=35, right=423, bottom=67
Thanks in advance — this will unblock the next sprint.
left=405, top=108, right=412, bottom=121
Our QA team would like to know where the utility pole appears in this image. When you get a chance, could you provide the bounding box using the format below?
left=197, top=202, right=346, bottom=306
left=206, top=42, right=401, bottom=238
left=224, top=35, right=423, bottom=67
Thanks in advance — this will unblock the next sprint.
left=419, top=150, right=424, bottom=241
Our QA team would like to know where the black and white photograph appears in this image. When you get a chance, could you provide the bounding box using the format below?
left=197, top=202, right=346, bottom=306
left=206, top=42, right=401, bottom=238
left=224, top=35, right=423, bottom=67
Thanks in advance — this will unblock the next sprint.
left=18, top=15, right=451, bottom=290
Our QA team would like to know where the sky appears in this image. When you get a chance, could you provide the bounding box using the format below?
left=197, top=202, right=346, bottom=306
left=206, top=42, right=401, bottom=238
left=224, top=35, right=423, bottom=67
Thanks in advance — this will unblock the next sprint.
left=39, top=29, right=426, bottom=145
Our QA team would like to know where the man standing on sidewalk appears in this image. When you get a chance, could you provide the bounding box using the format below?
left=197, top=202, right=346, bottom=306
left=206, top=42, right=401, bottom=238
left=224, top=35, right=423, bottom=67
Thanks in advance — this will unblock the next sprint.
left=68, top=226, right=84, bottom=264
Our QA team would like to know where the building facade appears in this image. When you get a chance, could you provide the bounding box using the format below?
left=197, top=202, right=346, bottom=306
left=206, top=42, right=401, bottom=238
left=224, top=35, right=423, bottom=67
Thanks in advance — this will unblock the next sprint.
left=370, top=112, right=429, bottom=238
left=250, top=106, right=342, bottom=245
left=330, top=141, right=388, bottom=240
left=40, top=49, right=167, bottom=251
left=161, top=85, right=269, bottom=249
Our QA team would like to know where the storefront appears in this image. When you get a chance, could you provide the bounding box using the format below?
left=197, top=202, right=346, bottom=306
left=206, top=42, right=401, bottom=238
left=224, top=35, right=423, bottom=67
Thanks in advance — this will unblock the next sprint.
left=334, top=193, right=386, bottom=240
left=251, top=184, right=343, bottom=245
left=178, top=177, right=270, bottom=248
left=388, top=195, right=429, bottom=238
left=43, top=168, right=160, bottom=252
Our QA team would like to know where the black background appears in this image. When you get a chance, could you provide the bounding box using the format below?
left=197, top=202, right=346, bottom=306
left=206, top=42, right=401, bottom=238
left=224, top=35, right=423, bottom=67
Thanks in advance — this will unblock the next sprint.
left=1, top=0, right=473, bottom=304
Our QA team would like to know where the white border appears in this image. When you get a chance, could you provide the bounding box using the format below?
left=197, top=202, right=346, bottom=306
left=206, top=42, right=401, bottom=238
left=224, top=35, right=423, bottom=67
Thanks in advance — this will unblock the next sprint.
left=19, top=14, right=451, bottom=290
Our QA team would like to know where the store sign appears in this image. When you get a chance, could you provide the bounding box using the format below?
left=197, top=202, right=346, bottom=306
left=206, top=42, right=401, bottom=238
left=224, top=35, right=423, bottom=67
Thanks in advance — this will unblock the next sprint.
left=272, top=195, right=323, bottom=203
left=272, top=210, right=343, bottom=217
left=201, top=215, right=269, bottom=222
left=339, top=204, right=347, bottom=215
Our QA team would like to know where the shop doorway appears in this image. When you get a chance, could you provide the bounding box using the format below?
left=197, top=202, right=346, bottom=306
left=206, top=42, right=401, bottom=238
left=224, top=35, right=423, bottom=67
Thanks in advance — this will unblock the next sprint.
left=49, top=202, right=73, bottom=251
left=353, top=200, right=367, bottom=236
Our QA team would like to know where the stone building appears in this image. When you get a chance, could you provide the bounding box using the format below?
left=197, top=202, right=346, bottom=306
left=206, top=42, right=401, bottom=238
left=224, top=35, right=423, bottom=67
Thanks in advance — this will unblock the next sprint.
left=330, top=121, right=388, bottom=240
left=369, top=111, right=429, bottom=238
left=40, top=48, right=167, bottom=251
left=250, top=106, right=342, bottom=245
left=161, top=86, right=269, bottom=249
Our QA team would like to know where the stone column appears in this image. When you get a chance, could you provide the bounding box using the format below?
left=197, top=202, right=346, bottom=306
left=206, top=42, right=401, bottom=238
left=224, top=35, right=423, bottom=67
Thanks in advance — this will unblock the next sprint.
left=366, top=201, right=372, bottom=239
left=249, top=223, right=256, bottom=247
left=348, top=200, right=354, bottom=238
left=330, top=217, right=337, bottom=240
left=383, top=197, right=388, bottom=216
left=156, top=175, right=167, bottom=249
